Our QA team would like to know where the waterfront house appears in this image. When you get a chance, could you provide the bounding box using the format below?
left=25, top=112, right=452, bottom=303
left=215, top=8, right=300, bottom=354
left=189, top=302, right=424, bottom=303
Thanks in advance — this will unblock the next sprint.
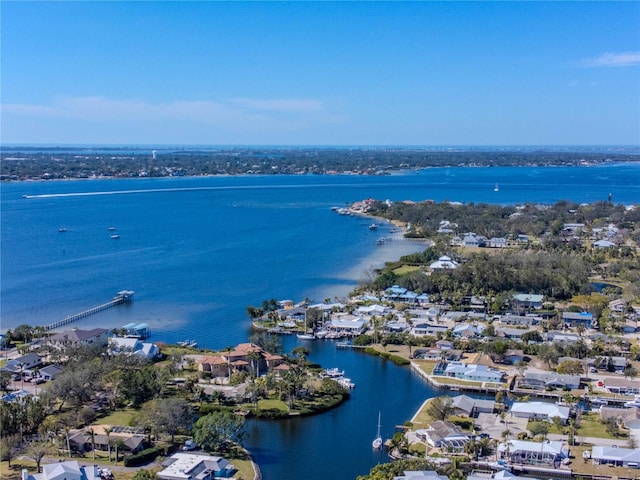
left=498, top=439, right=567, bottom=466
left=519, top=372, right=580, bottom=390
left=355, top=304, right=389, bottom=316
left=562, top=311, right=593, bottom=329
left=158, top=452, right=236, bottom=480
left=199, top=343, right=284, bottom=378
left=121, top=323, right=150, bottom=339
left=108, top=337, right=160, bottom=360
left=47, top=328, right=109, bottom=349
left=602, top=377, right=640, bottom=395
left=509, top=402, right=570, bottom=424
left=327, top=315, right=367, bottom=336
left=415, top=420, right=470, bottom=451
left=23, top=460, right=102, bottom=480
left=450, top=394, right=495, bottom=417
left=443, top=362, right=504, bottom=383
left=393, top=471, right=448, bottom=480
left=591, top=446, right=640, bottom=468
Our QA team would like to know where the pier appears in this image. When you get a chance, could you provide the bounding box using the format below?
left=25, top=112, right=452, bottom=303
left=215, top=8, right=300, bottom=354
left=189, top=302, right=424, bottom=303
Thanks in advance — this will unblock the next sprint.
left=44, top=290, right=135, bottom=331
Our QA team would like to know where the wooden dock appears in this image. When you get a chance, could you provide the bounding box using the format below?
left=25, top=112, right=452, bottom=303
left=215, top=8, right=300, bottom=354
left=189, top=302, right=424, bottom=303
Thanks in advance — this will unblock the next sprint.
left=44, top=290, right=134, bottom=331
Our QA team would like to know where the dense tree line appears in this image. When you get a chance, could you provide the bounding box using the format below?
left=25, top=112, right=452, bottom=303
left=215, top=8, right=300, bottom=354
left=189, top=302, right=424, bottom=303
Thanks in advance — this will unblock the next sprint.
left=2, top=148, right=638, bottom=180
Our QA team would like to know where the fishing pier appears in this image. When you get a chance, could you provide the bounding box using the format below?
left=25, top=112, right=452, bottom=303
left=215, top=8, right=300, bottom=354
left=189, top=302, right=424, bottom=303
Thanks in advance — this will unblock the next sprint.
left=45, top=290, right=135, bottom=331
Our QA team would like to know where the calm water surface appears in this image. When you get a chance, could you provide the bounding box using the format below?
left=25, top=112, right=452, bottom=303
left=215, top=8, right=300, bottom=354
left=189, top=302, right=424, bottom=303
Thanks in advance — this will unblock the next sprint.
left=1, top=164, right=638, bottom=479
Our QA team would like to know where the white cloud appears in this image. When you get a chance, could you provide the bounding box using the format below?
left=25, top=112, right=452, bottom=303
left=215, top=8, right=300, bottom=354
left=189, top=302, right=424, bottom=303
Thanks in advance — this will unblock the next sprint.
left=579, top=51, right=640, bottom=68
left=231, top=98, right=325, bottom=112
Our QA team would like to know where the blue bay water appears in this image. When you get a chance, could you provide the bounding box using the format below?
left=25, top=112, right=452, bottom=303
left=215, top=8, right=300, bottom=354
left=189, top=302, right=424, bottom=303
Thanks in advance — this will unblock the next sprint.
left=1, top=164, right=639, bottom=479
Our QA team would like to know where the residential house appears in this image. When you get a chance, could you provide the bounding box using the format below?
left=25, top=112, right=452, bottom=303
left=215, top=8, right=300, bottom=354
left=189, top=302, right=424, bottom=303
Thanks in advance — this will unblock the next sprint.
left=68, top=425, right=146, bottom=454
left=499, top=315, right=541, bottom=327
left=158, top=452, right=236, bottom=480
left=593, top=239, right=616, bottom=249
left=462, top=233, right=487, bottom=248
left=509, top=402, right=570, bottom=424
left=512, top=294, right=544, bottom=310
left=545, top=331, right=579, bottom=344
left=327, top=315, right=367, bottom=336
left=591, top=446, right=640, bottom=468
left=199, top=343, right=284, bottom=378
left=593, top=355, right=628, bottom=372
left=355, top=304, right=389, bottom=316
left=39, top=364, right=64, bottom=381
left=108, top=337, right=160, bottom=360
left=393, top=471, right=448, bottom=480
left=498, top=439, right=567, bottom=466
left=411, top=323, right=448, bottom=337
left=435, top=340, right=454, bottom=350
left=443, top=362, right=504, bottom=383
left=2, top=352, right=42, bottom=375
left=47, top=328, right=109, bottom=349
left=602, top=377, right=640, bottom=395
left=500, top=327, right=538, bottom=341
left=452, top=323, right=484, bottom=339
left=562, top=311, right=593, bottom=329
left=415, top=420, right=470, bottom=451
left=121, top=323, right=150, bottom=339
left=412, top=348, right=461, bottom=362
left=24, top=461, right=102, bottom=480
left=489, top=237, right=508, bottom=248
left=450, top=394, right=495, bottom=417
left=519, top=372, right=580, bottom=390
left=429, top=256, right=460, bottom=271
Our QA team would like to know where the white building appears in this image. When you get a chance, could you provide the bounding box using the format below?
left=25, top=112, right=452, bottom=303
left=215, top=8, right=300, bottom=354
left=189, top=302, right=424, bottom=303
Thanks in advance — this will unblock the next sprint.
left=429, top=255, right=459, bottom=271
left=157, top=452, right=235, bottom=480
left=510, top=402, right=570, bottom=424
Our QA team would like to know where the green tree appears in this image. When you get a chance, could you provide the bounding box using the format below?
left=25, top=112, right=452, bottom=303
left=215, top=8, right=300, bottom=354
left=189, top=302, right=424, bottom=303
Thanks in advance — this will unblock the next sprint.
left=528, top=421, right=550, bottom=439
left=425, top=396, right=454, bottom=421
left=25, top=439, right=51, bottom=473
left=132, top=470, right=157, bottom=480
left=556, top=359, right=584, bottom=376
left=192, top=411, right=246, bottom=454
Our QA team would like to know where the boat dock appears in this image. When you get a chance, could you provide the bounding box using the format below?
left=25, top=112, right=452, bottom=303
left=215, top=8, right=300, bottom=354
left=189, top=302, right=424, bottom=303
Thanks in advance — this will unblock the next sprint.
left=44, top=290, right=135, bottom=331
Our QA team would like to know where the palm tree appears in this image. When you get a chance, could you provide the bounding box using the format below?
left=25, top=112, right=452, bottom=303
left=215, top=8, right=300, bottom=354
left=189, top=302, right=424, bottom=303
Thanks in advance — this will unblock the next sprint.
left=104, top=427, right=113, bottom=461
left=85, top=428, right=96, bottom=460
left=114, top=438, right=125, bottom=465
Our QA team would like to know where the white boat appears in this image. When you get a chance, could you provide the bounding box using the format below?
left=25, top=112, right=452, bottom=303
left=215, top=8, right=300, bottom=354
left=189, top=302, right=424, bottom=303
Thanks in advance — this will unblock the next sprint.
left=372, top=411, right=382, bottom=449
left=369, top=223, right=378, bottom=230
left=58, top=227, right=67, bottom=233
left=324, top=368, right=345, bottom=378
left=315, top=330, right=329, bottom=339
left=296, top=333, right=315, bottom=340
left=338, top=377, right=355, bottom=389
left=108, top=226, right=116, bottom=231
left=110, top=233, right=120, bottom=239
left=494, top=183, right=499, bottom=192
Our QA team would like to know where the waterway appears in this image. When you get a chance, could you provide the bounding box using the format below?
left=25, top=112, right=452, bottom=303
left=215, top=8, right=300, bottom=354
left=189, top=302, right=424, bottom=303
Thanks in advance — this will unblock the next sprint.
left=1, top=163, right=638, bottom=479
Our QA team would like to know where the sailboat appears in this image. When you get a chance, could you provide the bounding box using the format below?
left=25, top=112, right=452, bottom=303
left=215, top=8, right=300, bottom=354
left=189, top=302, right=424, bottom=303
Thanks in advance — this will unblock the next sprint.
left=372, top=411, right=383, bottom=449
left=494, top=183, right=499, bottom=192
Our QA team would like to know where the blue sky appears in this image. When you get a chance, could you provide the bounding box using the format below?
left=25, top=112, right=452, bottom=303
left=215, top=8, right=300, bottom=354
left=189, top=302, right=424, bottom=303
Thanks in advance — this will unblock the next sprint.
left=2, top=1, right=639, bottom=146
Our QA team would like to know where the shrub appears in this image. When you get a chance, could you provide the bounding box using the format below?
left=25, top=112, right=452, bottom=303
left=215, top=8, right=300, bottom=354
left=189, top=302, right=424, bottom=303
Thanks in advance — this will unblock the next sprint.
left=123, top=446, right=164, bottom=467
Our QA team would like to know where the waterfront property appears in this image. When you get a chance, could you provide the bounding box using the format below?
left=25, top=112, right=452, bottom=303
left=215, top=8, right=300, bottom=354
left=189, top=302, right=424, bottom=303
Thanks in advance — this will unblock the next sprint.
left=591, top=446, right=640, bottom=468
left=198, top=342, right=284, bottom=378
left=414, top=420, right=470, bottom=451
left=450, top=394, right=495, bottom=417
left=158, top=452, right=236, bottom=480
left=498, top=439, right=568, bottom=467
left=46, top=327, right=109, bottom=349
left=518, top=372, right=580, bottom=390
left=509, top=402, right=570, bottom=424
left=108, top=337, right=161, bottom=359
left=442, top=362, right=505, bottom=383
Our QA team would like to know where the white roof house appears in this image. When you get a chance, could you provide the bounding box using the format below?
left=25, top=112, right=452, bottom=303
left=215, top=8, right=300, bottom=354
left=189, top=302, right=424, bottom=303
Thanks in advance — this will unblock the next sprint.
left=108, top=337, right=160, bottom=359
left=498, top=439, right=567, bottom=466
left=158, top=452, right=235, bottom=480
left=510, top=402, right=570, bottom=424
left=393, top=471, right=449, bottom=480
left=443, top=363, right=504, bottom=383
left=591, top=446, right=640, bottom=467
left=429, top=256, right=459, bottom=271
left=26, top=461, right=102, bottom=480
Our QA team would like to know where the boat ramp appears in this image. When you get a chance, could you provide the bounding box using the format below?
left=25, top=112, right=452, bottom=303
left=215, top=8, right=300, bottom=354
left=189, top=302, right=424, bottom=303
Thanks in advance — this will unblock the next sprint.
left=44, top=290, right=135, bottom=331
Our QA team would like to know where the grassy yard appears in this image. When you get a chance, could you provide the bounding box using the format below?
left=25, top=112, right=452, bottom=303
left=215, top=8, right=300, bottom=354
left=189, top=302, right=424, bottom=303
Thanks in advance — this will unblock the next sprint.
left=568, top=444, right=640, bottom=478
left=256, top=399, right=289, bottom=412
left=577, top=412, right=629, bottom=439
left=414, top=360, right=437, bottom=375
left=391, top=265, right=421, bottom=275
left=95, top=408, right=136, bottom=426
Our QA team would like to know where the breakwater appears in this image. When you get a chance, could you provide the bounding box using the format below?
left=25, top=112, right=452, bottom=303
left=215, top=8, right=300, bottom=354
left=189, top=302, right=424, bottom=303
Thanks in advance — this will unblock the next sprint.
left=44, top=290, right=134, bottom=331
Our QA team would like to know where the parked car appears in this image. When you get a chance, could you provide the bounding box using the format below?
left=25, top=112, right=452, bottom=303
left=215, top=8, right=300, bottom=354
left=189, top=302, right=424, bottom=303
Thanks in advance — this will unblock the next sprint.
left=183, top=439, right=197, bottom=451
